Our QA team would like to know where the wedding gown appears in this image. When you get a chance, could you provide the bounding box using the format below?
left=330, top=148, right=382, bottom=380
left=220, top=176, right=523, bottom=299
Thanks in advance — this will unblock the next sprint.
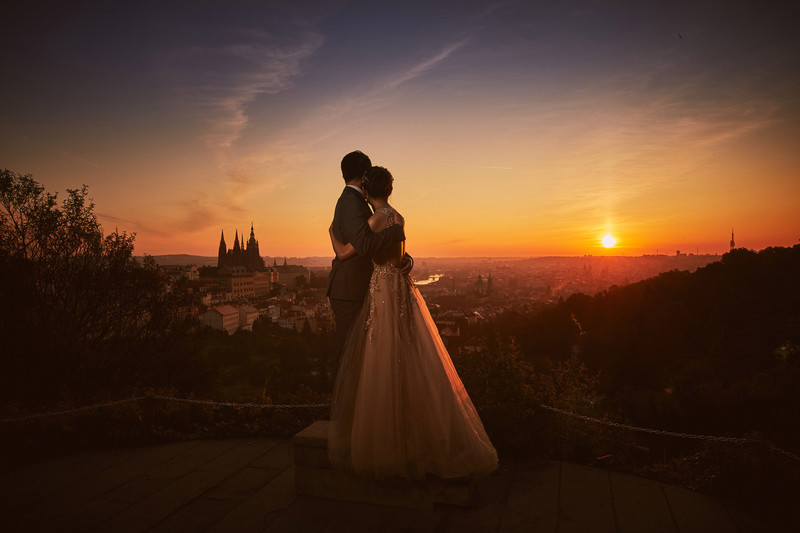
left=328, top=208, right=498, bottom=480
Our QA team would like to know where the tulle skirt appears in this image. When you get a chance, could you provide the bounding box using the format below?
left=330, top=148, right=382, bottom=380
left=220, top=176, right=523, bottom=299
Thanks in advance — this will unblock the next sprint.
left=328, top=263, right=498, bottom=480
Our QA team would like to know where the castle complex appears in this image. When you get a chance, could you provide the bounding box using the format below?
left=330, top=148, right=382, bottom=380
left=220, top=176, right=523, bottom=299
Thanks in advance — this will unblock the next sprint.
left=217, top=223, right=265, bottom=272
left=202, top=224, right=314, bottom=335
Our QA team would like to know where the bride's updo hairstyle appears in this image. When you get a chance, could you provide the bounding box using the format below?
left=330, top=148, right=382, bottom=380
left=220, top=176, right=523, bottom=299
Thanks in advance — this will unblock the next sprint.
left=363, top=166, right=393, bottom=199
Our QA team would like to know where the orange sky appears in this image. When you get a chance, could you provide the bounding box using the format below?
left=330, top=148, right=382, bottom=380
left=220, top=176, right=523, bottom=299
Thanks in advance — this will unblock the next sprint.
left=2, top=2, right=798, bottom=258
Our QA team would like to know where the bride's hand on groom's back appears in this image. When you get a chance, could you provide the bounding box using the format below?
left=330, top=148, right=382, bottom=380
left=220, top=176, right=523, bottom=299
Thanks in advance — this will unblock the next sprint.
left=400, top=252, right=413, bottom=276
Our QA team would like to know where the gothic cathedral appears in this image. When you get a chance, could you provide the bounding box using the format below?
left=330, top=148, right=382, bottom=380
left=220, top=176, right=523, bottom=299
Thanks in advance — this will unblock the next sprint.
left=217, top=223, right=265, bottom=272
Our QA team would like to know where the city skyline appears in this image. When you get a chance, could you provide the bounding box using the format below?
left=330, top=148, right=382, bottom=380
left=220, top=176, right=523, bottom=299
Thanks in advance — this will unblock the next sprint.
left=2, top=1, right=798, bottom=258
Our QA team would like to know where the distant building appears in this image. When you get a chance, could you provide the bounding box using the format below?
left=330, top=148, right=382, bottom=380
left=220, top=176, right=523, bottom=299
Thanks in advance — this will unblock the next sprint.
left=216, top=266, right=278, bottom=299
left=730, top=228, right=735, bottom=251
left=199, top=304, right=260, bottom=334
left=199, top=305, right=239, bottom=334
left=474, top=274, right=487, bottom=295
left=272, top=258, right=311, bottom=287
left=160, top=264, right=199, bottom=282
left=238, top=305, right=259, bottom=331
left=218, top=266, right=254, bottom=298
left=252, top=271, right=271, bottom=297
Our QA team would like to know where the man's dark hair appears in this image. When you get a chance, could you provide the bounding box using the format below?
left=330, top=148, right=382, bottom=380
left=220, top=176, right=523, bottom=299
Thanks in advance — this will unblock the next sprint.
left=341, top=150, right=371, bottom=182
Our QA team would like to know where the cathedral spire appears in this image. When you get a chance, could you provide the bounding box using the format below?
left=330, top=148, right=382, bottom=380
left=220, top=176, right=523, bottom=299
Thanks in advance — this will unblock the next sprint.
left=217, top=229, right=227, bottom=269
left=244, top=222, right=263, bottom=271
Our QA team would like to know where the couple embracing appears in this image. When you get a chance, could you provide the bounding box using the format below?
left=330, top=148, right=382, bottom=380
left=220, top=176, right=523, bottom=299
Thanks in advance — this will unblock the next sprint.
left=326, top=150, right=498, bottom=481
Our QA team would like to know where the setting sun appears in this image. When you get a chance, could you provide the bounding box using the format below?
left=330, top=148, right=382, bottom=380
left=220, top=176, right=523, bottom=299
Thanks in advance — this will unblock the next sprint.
left=601, top=234, right=617, bottom=248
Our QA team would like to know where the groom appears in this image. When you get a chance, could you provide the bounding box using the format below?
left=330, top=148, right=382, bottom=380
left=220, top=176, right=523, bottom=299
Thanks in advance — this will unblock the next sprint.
left=327, top=150, right=409, bottom=356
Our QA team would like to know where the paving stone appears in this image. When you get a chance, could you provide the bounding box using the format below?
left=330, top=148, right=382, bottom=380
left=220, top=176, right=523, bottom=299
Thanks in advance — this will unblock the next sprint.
left=12, top=440, right=200, bottom=526
left=558, top=462, right=615, bottom=533
left=724, top=501, right=799, bottom=533
left=250, top=439, right=293, bottom=470
left=206, top=464, right=284, bottom=499
left=141, top=440, right=280, bottom=532
left=609, top=471, right=677, bottom=533
left=295, top=464, right=437, bottom=509
left=441, top=473, right=510, bottom=532
left=149, top=466, right=283, bottom=533
left=263, top=495, right=344, bottom=533
left=2, top=449, right=130, bottom=512
left=55, top=439, right=240, bottom=531
left=662, top=483, right=738, bottom=533
left=91, top=439, right=270, bottom=532
left=1, top=450, right=99, bottom=485
left=324, top=500, right=442, bottom=533
left=499, top=460, right=559, bottom=532
left=208, top=465, right=297, bottom=532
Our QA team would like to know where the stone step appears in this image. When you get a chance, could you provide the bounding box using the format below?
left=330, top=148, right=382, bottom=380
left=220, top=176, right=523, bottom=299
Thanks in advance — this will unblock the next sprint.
left=292, top=419, right=331, bottom=469
left=292, top=421, right=476, bottom=509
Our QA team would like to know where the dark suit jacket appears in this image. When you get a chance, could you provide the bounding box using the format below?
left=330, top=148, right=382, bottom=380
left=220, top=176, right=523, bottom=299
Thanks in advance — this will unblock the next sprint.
left=327, top=186, right=405, bottom=302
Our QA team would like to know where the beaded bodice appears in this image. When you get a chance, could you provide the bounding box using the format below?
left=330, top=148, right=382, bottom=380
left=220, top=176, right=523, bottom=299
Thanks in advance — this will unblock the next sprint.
left=378, top=207, right=395, bottom=227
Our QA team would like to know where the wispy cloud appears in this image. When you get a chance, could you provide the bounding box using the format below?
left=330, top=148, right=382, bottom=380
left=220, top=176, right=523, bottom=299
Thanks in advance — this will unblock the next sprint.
left=516, top=78, right=780, bottom=231
left=152, top=26, right=325, bottom=232
left=292, top=38, right=471, bottom=145
left=162, top=31, right=324, bottom=161
left=367, top=39, right=469, bottom=97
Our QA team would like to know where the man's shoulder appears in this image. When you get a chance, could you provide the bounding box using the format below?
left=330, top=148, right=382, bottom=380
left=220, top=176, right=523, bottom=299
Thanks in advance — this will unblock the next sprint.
left=335, top=187, right=366, bottom=211
left=333, top=186, right=353, bottom=203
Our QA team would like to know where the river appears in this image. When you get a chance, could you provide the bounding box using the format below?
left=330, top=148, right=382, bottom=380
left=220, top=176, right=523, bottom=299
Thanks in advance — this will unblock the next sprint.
left=414, top=273, right=444, bottom=286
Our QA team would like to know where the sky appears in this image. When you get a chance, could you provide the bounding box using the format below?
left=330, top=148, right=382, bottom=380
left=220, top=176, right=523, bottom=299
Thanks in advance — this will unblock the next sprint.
left=2, top=0, right=799, bottom=258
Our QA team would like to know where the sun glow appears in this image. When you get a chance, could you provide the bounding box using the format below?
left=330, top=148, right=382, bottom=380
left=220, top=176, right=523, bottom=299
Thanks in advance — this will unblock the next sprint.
left=601, top=234, right=617, bottom=248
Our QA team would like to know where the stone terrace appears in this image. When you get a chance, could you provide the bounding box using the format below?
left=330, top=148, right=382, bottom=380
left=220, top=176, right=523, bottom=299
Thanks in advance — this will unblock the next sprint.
left=1, top=434, right=794, bottom=532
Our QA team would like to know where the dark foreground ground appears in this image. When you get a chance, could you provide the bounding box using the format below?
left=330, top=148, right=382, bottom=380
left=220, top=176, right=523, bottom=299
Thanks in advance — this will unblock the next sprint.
left=1, top=437, right=794, bottom=532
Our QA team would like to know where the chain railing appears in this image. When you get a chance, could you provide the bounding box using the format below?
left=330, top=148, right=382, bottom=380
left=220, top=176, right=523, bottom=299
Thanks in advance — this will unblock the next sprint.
left=0, top=397, right=147, bottom=423
left=536, top=403, right=800, bottom=463
left=2, top=394, right=798, bottom=463
left=148, top=395, right=330, bottom=410
left=0, top=395, right=329, bottom=424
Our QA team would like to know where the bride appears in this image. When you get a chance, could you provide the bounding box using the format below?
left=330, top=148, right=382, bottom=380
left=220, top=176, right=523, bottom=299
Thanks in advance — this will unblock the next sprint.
left=327, top=165, right=498, bottom=480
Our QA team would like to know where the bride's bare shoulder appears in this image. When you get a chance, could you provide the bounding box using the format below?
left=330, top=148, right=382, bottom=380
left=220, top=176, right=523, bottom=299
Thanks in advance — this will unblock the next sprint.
left=368, top=211, right=389, bottom=232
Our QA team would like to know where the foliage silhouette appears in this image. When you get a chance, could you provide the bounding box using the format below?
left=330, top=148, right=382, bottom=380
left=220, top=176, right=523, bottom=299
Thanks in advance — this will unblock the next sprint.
left=0, top=170, right=208, bottom=406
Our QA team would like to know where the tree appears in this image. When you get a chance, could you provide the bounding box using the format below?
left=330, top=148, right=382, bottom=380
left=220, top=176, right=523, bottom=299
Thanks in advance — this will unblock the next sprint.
left=0, top=170, right=205, bottom=405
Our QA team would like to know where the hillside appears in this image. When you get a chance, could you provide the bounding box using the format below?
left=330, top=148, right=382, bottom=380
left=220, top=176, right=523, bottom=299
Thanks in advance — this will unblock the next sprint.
left=502, top=245, right=800, bottom=447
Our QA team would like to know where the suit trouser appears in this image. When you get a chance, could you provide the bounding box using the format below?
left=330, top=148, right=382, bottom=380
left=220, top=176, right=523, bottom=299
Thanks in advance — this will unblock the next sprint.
left=329, top=298, right=365, bottom=381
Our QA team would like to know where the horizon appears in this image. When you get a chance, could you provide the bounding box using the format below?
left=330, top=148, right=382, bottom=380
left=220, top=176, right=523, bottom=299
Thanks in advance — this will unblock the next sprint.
left=143, top=235, right=793, bottom=263
left=144, top=249, right=740, bottom=267
left=148, top=251, right=730, bottom=259
left=2, top=1, right=798, bottom=258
